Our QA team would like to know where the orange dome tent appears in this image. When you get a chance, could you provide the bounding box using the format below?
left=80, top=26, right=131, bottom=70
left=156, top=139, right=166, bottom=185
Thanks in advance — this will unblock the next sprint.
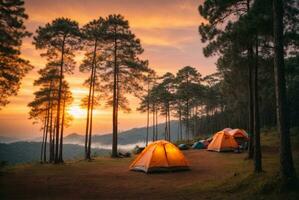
left=207, top=131, right=239, bottom=152
left=129, top=140, right=189, bottom=173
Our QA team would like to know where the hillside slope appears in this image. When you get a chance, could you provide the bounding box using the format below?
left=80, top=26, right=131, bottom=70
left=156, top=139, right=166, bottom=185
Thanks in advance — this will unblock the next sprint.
left=64, top=120, right=186, bottom=145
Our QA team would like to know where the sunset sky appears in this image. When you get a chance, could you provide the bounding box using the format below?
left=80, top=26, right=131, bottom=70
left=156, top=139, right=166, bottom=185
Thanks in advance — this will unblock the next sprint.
left=0, top=0, right=217, bottom=139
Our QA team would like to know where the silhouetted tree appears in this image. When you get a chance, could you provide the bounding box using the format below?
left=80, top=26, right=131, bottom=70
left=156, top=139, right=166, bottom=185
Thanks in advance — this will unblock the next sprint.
left=80, top=17, right=106, bottom=160
left=176, top=66, right=201, bottom=141
left=28, top=63, right=73, bottom=163
left=137, top=69, right=157, bottom=146
left=102, top=14, right=148, bottom=157
left=0, top=0, right=32, bottom=108
left=273, top=0, right=297, bottom=186
left=33, top=18, right=81, bottom=163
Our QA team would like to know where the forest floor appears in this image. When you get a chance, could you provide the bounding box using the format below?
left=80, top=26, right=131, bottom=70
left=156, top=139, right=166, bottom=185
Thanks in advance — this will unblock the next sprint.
left=0, top=129, right=299, bottom=200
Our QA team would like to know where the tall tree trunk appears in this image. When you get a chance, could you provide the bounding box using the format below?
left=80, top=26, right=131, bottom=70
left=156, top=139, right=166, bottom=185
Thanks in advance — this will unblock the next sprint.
left=248, top=45, right=255, bottom=159
left=155, top=109, right=158, bottom=140
left=55, top=36, right=66, bottom=163
left=168, top=105, right=171, bottom=141
left=58, top=92, right=66, bottom=163
left=115, top=60, right=120, bottom=152
left=112, top=29, right=118, bottom=158
left=44, top=115, right=49, bottom=163
left=87, top=66, right=97, bottom=159
left=186, top=99, right=190, bottom=142
left=84, top=72, right=92, bottom=159
left=53, top=118, right=57, bottom=162
left=194, top=106, right=198, bottom=136
left=179, top=107, right=182, bottom=140
left=165, top=111, right=168, bottom=140
left=43, top=105, right=50, bottom=162
left=273, top=0, right=296, bottom=185
left=85, top=40, right=97, bottom=159
left=49, top=105, right=54, bottom=162
left=152, top=103, right=156, bottom=142
left=40, top=117, right=47, bottom=162
left=253, top=38, right=262, bottom=173
left=146, top=80, right=150, bottom=146
left=245, top=0, right=254, bottom=160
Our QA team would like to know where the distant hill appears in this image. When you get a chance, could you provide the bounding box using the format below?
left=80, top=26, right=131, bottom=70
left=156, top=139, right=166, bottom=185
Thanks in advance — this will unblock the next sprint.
left=64, top=120, right=186, bottom=145
left=0, top=142, right=110, bottom=165
left=0, top=121, right=186, bottom=165
left=0, top=136, right=19, bottom=143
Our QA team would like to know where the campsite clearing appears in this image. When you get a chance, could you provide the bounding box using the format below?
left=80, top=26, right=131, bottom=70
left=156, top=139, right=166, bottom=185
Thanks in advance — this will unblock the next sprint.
left=0, top=132, right=298, bottom=200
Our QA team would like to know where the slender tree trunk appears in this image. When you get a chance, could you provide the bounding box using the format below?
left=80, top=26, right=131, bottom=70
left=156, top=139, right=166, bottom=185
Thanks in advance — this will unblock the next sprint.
left=44, top=114, right=49, bottom=163
left=49, top=105, right=54, bottom=162
left=248, top=45, right=255, bottom=159
left=115, top=59, right=120, bottom=152
left=186, top=99, right=190, bottom=142
left=194, top=106, right=198, bottom=136
left=155, top=109, right=158, bottom=140
left=44, top=86, right=52, bottom=162
left=253, top=38, right=262, bottom=173
left=152, top=103, right=156, bottom=142
left=179, top=107, right=182, bottom=140
left=245, top=0, right=254, bottom=160
left=53, top=118, right=57, bottom=162
left=84, top=73, right=92, bottom=159
left=85, top=40, right=98, bottom=159
left=86, top=41, right=98, bottom=160
left=165, top=111, right=167, bottom=140
left=193, top=108, right=196, bottom=137
left=146, top=80, right=150, bottom=146
left=40, top=117, right=47, bottom=162
left=58, top=92, right=66, bottom=163
left=43, top=105, right=50, bottom=162
left=55, top=36, right=66, bottom=163
left=87, top=66, right=97, bottom=159
left=168, top=105, right=171, bottom=141
left=273, top=0, right=296, bottom=185
left=112, top=28, right=118, bottom=158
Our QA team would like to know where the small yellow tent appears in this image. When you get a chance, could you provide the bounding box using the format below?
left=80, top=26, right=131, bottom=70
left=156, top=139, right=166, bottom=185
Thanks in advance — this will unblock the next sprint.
left=207, top=131, right=239, bottom=152
left=129, top=140, right=189, bottom=173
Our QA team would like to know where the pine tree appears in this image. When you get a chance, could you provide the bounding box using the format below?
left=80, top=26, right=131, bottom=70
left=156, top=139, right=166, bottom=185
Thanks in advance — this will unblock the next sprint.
left=175, top=66, right=201, bottom=141
left=28, top=64, right=73, bottom=163
left=80, top=17, right=106, bottom=160
left=0, top=0, right=32, bottom=107
left=273, top=0, right=297, bottom=186
left=102, top=14, right=149, bottom=157
left=198, top=0, right=255, bottom=159
left=33, top=18, right=80, bottom=163
left=137, top=69, right=157, bottom=146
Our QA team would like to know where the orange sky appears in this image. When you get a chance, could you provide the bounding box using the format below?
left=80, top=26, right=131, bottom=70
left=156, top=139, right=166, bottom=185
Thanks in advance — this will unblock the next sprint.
left=0, top=0, right=217, bottom=139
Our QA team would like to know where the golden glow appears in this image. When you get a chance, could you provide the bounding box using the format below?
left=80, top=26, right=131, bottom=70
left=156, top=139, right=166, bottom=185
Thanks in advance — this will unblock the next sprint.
left=67, top=105, right=86, bottom=119
left=0, top=0, right=218, bottom=138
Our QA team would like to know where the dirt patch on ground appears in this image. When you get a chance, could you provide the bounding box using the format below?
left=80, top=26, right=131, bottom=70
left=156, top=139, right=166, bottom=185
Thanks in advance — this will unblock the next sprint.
left=0, top=150, right=247, bottom=200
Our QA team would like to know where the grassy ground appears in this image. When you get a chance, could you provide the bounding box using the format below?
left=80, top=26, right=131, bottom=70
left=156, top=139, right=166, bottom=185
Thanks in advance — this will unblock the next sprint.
left=0, top=130, right=298, bottom=200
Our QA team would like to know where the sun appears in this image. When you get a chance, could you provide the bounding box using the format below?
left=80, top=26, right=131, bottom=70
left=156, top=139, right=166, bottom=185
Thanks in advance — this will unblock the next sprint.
left=67, top=105, right=86, bottom=118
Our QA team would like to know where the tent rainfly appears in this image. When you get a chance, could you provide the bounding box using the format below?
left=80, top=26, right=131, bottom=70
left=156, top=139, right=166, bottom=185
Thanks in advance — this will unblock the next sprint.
left=207, top=131, right=239, bottom=152
left=129, top=140, right=189, bottom=173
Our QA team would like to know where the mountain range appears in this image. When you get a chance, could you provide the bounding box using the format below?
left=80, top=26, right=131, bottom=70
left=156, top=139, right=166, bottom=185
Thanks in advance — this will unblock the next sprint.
left=0, top=121, right=186, bottom=165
